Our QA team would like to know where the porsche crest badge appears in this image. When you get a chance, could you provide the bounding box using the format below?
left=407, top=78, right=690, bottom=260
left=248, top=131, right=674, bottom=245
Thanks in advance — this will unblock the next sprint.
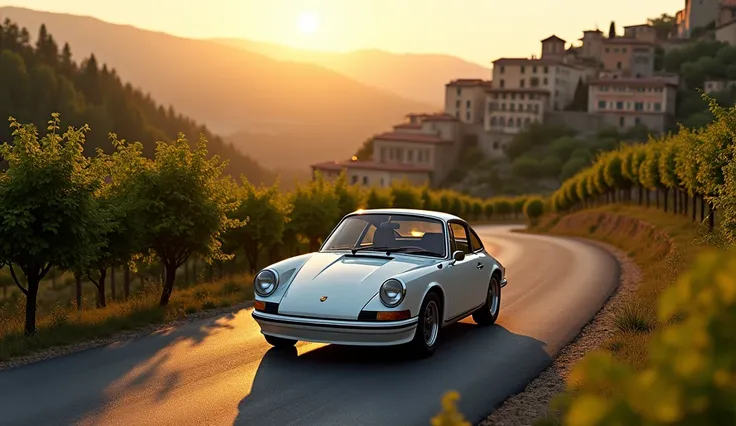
left=320, top=296, right=328, bottom=302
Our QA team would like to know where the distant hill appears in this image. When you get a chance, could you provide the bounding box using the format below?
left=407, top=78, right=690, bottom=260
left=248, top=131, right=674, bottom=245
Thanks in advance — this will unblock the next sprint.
left=0, top=7, right=436, bottom=171
left=212, top=38, right=491, bottom=106
left=0, top=15, right=275, bottom=185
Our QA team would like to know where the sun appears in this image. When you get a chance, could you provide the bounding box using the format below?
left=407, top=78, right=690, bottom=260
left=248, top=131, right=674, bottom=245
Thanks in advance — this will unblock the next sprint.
left=297, top=12, right=319, bottom=34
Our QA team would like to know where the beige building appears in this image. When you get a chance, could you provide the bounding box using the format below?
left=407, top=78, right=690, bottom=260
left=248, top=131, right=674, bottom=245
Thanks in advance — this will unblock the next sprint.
left=588, top=77, right=677, bottom=133
left=623, top=24, right=658, bottom=43
left=311, top=113, right=461, bottom=188
left=578, top=29, right=605, bottom=63
left=492, top=35, right=583, bottom=111
left=677, top=0, right=721, bottom=37
left=704, top=79, right=736, bottom=94
left=601, top=38, right=655, bottom=78
left=484, top=88, right=550, bottom=151
left=444, top=79, right=490, bottom=124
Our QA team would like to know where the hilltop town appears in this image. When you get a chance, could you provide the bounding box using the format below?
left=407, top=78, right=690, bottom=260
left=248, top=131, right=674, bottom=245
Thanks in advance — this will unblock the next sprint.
left=311, top=0, right=736, bottom=194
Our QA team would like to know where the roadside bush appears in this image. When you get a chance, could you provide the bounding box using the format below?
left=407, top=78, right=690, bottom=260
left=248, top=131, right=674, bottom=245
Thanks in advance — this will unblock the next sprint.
left=523, top=197, right=545, bottom=226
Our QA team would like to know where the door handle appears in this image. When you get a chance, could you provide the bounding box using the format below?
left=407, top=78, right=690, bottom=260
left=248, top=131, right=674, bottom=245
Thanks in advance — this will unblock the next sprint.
left=476, top=263, right=484, bottom=269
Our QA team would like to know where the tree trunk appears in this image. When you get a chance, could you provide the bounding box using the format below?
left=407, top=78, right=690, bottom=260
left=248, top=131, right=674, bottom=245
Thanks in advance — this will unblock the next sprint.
left=673, top=189, right=678, bottom=214
left=638, top=186, right=643, bottom=205
left=692, top=194, right=697, bottom=222
left=75, top=273, right=82, bottom=311
left=110, top=266, right=116, bottom=301
left=656, top=189, right=660, bottom=209
left=123, top=265, right=130, bottom=299
left=663, top=189, right=668, bottom=213
left=25, top=275, right=40, bottom=336
left=184, top=260, right=189, bottom=286
left=708, top=203, right=715, bottom=231
left=646, top=189, right=650, bottom=207
left=700, top=197, right=706, bottom=223
left=95, top=268, right=107, bottom=308
left=192, top=259, right=197, bottom=284
left=159, top=263, right=178, bottom=306
left=208, top=263, right=214, bottom=282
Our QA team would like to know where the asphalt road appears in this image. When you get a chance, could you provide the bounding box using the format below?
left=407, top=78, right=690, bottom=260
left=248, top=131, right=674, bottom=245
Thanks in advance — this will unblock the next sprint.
left=0, top=225, right=619, bottom=426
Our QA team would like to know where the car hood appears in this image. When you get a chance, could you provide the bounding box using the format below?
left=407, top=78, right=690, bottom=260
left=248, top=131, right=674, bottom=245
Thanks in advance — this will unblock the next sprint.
left=277, top=252, right=431, bottom=320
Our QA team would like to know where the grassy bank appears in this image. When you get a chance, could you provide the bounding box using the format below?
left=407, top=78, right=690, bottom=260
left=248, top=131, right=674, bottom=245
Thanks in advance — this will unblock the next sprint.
left=0, top=274, right=253, bottom=362
left=530, top=204, right=724, bottom=370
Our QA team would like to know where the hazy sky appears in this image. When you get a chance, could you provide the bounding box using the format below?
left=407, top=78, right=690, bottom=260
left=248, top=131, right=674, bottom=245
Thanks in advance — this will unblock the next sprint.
left=3, top=0, right=682, bottom=66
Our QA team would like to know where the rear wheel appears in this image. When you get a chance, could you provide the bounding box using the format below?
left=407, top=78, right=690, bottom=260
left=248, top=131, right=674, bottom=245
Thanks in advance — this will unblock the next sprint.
left=407, top=292, right=442, bottom=358
left=473, top=275, right=501, bottom=326
left=264, top=334, right=297, bottom=348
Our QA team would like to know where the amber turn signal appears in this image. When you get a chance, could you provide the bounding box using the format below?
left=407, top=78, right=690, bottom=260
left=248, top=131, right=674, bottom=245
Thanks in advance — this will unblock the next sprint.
left=254, top=300, right=266, bottom=311
left=376, top=310, right=411, bottom=321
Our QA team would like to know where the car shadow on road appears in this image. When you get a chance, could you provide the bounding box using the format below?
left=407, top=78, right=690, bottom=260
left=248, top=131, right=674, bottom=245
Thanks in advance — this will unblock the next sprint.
left=232, top=320, right=554, bottom=426
left=0, top=309, right=241, bottom=426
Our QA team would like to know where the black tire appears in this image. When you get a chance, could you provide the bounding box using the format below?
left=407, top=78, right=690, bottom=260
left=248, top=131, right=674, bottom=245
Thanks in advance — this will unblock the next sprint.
left=472, top=275, right=502, bottom=326
left=264, top=334, right=297, bottom=348
left=406, top=292, right=442, bottom=358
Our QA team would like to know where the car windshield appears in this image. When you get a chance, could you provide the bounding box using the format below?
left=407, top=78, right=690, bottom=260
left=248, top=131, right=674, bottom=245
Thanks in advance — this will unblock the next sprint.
left=321, top=213, right=447, bottom=258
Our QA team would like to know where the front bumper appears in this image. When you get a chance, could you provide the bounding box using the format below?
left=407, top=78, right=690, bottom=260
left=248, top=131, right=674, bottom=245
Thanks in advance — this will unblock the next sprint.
left=252, top=310, right=419, bottom=346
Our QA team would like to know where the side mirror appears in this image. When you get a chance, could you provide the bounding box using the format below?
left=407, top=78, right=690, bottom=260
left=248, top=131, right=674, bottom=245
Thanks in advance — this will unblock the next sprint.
left=451, top=250, right=465, bottom=264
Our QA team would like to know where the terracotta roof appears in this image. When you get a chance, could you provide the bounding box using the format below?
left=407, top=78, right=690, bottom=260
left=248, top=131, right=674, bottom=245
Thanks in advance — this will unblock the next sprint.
left=393, top=123, right=422, bottom=130
left=373, top=131, right=454, bottom=144
left=446, top=79, right=488, bottom=87
left=541, top=35, right=566, bottom=43
left=589, top=77, right=678, bottom=88
left=486, top=88, right=551, bottom=96
left=421, top=113, right=459, bottom=122
left=623, top=24, right=652, bottom=29
left=311, top=160, right=433, bottom=173
left=492, top=57, right=574, bottom=67
left=603, top=37, right=655, bottom=46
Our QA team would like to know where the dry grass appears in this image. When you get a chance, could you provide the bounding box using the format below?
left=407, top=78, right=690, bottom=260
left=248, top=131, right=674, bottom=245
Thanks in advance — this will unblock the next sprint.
left=530, top=203, right=724, bottom=369
left=0, top=274, right=253, bottom=361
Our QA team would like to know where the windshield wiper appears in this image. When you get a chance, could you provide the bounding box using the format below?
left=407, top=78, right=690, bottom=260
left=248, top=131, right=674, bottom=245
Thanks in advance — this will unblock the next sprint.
left=349, top=246, right=442, bottom=257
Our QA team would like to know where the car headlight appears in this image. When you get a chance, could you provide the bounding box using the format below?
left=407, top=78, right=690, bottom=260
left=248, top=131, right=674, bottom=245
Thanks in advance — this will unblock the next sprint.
left=254, top=269, right=279, bottom=296
left=379, top=278, right=406, bottom=308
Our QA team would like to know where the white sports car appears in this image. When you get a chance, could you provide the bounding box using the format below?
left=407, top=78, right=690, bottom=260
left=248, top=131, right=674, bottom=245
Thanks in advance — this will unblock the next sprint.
left=251, top=208, right=507, bottom=357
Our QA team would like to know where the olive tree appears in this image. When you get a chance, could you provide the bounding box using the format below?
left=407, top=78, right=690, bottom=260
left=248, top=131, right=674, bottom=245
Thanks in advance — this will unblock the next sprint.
left=0, top=115, right=105, bottom=334
left=136, top=133, right=243, bottom=306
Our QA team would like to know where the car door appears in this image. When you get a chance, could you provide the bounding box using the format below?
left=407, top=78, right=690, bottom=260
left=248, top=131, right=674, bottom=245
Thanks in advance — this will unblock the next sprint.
left=447, top=222, right=484, bottom=318
left=467, top=224, right=493, bottom=303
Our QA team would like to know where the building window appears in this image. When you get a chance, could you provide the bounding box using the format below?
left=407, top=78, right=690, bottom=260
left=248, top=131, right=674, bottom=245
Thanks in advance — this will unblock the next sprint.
left=500, top=66, right=505, bottom=74
left=507, top=118, right=514, bottom=127
left=455, top=110, right=460, bottom=118
left=544, top=66, right=549, bottom=73
left=521, top=65, right=526, bottom=74
left=491, top=117, right=497, bottom=126
left=510, top=103, right=515, bottom=111
left=617, top=62, right=622, bottom=69
left=532, top=66, right=537, bottom=73
left=616, top=101, right=624, bottom=110
left=635, top=117, right=641, bottom=125
left=499, top=79, right=505, bottom=88
left=493, top=142, right=499, bottom=149
left=654, top=102, right=662, bottom=111
left=543, top=78, right=548, bottom=85
left=598, top=100, right=606, bottom=109
left=362, top=176, right=369, bottom=185
left=501, top=103, right=506, bottom=110
left=524, top=117, right=531, bottom=127
left=499, top=118, right=505, bottom=127
left=466, top=100, right=471, bottom=108
left=634, top=102, right=643, bottom=111
left=407, top=150, right=414, bottom=162
left=520, top=79, right=525, bottom=88
left=466, top=111, right=471, bottom=121
left=456, top=87, right=461, bottom=95
left=380, top=147, right=386, bottom=161
left=516, top=117, right=521, bottom=127
left=456, top=100, right=460, bottom=108
left=619, top=116, right=625, bottom=127
left=351, top=175, right=358, bottom=184
left=530, top=77, right=539, bottom=87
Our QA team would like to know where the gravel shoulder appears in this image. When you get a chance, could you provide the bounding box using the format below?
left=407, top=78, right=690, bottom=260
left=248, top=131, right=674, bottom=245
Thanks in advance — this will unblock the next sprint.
left=0, top=300, right=254, bottom=372
left=479, top=239, right=641, bottom=426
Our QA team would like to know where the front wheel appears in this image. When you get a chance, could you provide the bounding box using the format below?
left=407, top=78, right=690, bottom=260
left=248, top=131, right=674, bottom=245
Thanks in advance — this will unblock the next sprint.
left=473, top=276, right=501, bottom=326
left=264, top=334, right=297, bottom=349
left=406, top=292, right=442, bottom=358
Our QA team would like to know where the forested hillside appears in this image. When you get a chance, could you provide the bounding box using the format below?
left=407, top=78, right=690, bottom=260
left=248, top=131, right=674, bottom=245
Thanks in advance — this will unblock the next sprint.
left=0, top=18, right=275, bottom=184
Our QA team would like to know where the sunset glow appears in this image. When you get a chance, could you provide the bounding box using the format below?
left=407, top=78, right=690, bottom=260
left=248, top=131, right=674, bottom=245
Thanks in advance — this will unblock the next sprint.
left=297, top=12, right=319, bottom=34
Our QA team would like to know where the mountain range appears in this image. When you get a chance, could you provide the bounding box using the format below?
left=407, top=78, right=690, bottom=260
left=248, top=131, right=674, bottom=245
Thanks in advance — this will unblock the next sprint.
left=0, top=6, right=488, bottom=174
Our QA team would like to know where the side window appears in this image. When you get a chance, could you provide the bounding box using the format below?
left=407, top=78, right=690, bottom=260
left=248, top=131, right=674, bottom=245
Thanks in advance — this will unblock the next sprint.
left=449, top=223, right=472, bottom=254
left=469, top=228, right=484, bottom=252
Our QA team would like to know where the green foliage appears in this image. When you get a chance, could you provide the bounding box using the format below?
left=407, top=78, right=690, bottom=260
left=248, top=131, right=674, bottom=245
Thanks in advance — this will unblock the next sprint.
left=226, top=179, right=290, bottom=273
left=135, top=133, right=243, bottom=306
left=523, top=197, right=545, bottom=226
left=0, top=115, right=105, bottom=334
left=553, top=247, right=736, bottom=425
left=332, top=172, right=365, bottom=217
left=288, top=173, right=341, bottom=252
left=390, top=180, right=424, bottom=209
left=366, top=186, right=393, bottom=209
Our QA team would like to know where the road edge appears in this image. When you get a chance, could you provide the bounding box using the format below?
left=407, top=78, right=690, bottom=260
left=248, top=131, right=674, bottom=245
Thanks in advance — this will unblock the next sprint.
left=0, top=300, right=255, bottom=372
left=478, top=237, right=641, bottom=426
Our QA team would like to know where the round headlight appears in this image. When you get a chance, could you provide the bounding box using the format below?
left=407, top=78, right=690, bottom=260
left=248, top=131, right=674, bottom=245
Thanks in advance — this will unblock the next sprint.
left=254, top=269, right=279, bottom=296
left=379, top=278, right=406, bottom=307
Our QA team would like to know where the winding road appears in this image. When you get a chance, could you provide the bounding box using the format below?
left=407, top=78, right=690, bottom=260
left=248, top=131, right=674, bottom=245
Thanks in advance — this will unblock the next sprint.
left=0, top=225, right=619, bottom=426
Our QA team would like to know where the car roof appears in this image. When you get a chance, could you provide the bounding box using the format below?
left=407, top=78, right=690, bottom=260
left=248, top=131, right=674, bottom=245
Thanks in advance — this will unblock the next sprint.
left=347, top=208, right=463, bottom=223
